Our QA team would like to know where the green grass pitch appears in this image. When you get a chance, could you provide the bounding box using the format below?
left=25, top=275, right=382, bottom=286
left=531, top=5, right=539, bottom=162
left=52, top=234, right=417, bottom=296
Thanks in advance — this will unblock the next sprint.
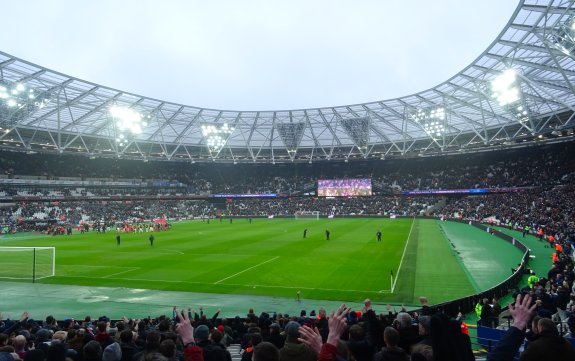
left=0, top=218, right=479, bottom=305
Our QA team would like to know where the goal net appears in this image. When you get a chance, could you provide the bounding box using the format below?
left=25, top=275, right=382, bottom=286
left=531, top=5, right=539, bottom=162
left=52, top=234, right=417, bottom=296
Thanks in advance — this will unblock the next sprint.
left=0, top=247, right=55, bottom=281
left=294, top=211, right=320, bottom=220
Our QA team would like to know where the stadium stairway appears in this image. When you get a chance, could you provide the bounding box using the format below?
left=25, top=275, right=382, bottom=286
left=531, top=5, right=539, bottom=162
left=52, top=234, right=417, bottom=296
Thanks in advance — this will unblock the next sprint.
left=427, top=197, right=446, bottom=214
left=227, top=344, right=242, bottom=361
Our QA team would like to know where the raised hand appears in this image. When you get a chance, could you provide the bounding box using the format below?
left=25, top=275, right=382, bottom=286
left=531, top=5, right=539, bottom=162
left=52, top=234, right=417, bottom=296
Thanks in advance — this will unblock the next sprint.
left=327, top=304, right=351, bottom=346
left=298, top=325, right=322, bottom=354
left=508, top=293, right=536, bottom=331
left=175, top=308, right=195, bottom=345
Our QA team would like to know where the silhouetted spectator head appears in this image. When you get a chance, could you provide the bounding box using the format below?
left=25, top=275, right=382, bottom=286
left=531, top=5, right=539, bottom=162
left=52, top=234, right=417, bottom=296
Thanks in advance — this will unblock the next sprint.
left=194, top=325, right=209, bottom=342
left=120, top=330, right=133, bottom=343
left=0, top=335, right=7, bottom=347
left=538, top=318, right=558, bottom=336
left=384, top=327, right=400, bottom=347
left=159, top=339, right=176, bottom=359
left=249, top=333, right=263, bottom=348
left=34, top=329, right=53, bottom=346
left=97, top=321, right=107, bottom=333
left=45, top=316, right=56, bottom=327
left=395, top=312, right=413, bottom=329
left=145, top=331, right=161, bottom=349
left=51, top=331, right=67, bottom=343
left=102, top=342, right=121, bottom=361
left=143, top=353, right=168, bottom=361
left=158, top=319, right=170, bottom=333
left=83, top=340, right=101, bottom=361
left=252, top=342, right=279, bottom=361
left=283, top=321, right=300, bottom=342
left=348, top=324, right=364, bottom=341
left=46, top=342, right=66, bottom=361
left=23, top=349, right=45, bottom=361
left=209, top=330, right=222, bottom=344
left=418, top=316, right=432, bottom=336
left=530, top=315, right=541, bottom=335
left=12, top=336, right=26, bottom=352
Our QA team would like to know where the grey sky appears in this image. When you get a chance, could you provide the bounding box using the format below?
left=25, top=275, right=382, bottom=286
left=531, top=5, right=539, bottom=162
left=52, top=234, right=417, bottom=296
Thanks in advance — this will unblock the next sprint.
left=0, top=0, right=517, bottom=111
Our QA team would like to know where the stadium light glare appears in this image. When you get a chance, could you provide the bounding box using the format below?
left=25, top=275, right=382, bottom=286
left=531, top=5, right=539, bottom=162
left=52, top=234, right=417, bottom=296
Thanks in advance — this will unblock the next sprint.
left=412, top=106, right=446, bottom=138
left=109, top=105, right=150, bottom=149
left=491, top=69, right=520, bottom=106
left=1, top=81, right=53, bottom=128
left=201, top=123, right=234, bottom=153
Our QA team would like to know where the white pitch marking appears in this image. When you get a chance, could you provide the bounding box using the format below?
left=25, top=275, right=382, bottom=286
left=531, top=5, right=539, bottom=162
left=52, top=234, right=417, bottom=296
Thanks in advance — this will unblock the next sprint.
left=59, top=275, right=389, bottom=293
left=391, top=217, right=416, bottom=293
left=103, top=267, right=140, bottom=278
left=213, top=256, right=279, bottom=284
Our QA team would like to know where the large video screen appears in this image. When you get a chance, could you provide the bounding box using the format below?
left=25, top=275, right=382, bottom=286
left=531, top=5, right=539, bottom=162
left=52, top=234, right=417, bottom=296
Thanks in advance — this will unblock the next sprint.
left=317, top=178, right=372, bottom=197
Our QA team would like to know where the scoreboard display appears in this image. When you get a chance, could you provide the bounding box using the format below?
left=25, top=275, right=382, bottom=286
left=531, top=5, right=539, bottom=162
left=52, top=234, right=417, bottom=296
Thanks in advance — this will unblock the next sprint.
left=317, top=178, right=372, bottom=197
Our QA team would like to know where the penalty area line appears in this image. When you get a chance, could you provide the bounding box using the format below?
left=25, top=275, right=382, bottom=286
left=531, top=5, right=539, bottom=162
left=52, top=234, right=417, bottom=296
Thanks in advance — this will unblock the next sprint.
left=103, top=267, right=140, bottom=278
left=213, top=256, right=279, bottom=284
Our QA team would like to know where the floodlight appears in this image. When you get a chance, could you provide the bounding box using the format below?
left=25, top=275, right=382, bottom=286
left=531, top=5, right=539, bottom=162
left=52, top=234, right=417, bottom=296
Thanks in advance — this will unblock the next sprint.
left=201, top=122, right=234, bottom=153
left=109, top=105, right=150, bottom=148
left=491, top=69, right=521, bottom=106
left=412, top=106, right=446, bottom=138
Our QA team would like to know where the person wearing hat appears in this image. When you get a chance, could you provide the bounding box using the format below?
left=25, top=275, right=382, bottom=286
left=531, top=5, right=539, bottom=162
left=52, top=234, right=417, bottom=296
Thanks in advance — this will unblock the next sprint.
left=265, top=323, right=284, bottom=350
left=278, top=321, right=316, bottom=361
left=194, top=325, right=229, bottom=361
left=102, top=342, right=122, bottom=361
left=411, top=316, right=432, bottom=360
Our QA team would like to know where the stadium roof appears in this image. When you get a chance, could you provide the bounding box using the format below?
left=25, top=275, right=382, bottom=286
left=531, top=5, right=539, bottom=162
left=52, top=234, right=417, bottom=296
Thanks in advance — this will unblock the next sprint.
left=0, top=0, right=575, bottom=163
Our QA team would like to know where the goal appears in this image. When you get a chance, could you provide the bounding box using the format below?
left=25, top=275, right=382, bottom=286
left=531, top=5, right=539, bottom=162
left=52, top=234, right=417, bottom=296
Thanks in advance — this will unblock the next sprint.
left=294, top=211, right=320, bottom=220
left=0, top=247, right=55, bottom=281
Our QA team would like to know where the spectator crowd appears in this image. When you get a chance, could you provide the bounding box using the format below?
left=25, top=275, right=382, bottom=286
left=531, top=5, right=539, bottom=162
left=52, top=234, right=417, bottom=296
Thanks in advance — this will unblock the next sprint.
left=0, top=142, right=575, bottom=360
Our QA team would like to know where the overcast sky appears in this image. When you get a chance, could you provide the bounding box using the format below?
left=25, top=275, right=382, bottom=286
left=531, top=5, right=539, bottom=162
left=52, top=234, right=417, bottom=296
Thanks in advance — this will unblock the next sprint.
left=1, top=0, right=517, bottom=111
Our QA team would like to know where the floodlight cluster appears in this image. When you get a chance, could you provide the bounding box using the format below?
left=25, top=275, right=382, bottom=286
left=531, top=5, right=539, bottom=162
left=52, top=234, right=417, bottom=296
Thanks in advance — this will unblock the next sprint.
left=514, top=105, right=529, bottom=123
left=413, top=107, right=446, bottom=138
left=109, top=106, right=150, bottom=148
left=0, top=82, right=50, bottom=112
left=490, top=69, right=531, bottom=123
left=201, top=123, right=235, bottom=153
left=491, top=69, right=520, bottom=106
left=551, top=17, right=575, bottom=55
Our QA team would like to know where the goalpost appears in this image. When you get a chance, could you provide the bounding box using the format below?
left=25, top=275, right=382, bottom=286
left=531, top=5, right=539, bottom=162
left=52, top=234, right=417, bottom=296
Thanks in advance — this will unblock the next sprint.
left=0, top=247, right=55, bottom=282
left=294, top=211, right=320, bottom=220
